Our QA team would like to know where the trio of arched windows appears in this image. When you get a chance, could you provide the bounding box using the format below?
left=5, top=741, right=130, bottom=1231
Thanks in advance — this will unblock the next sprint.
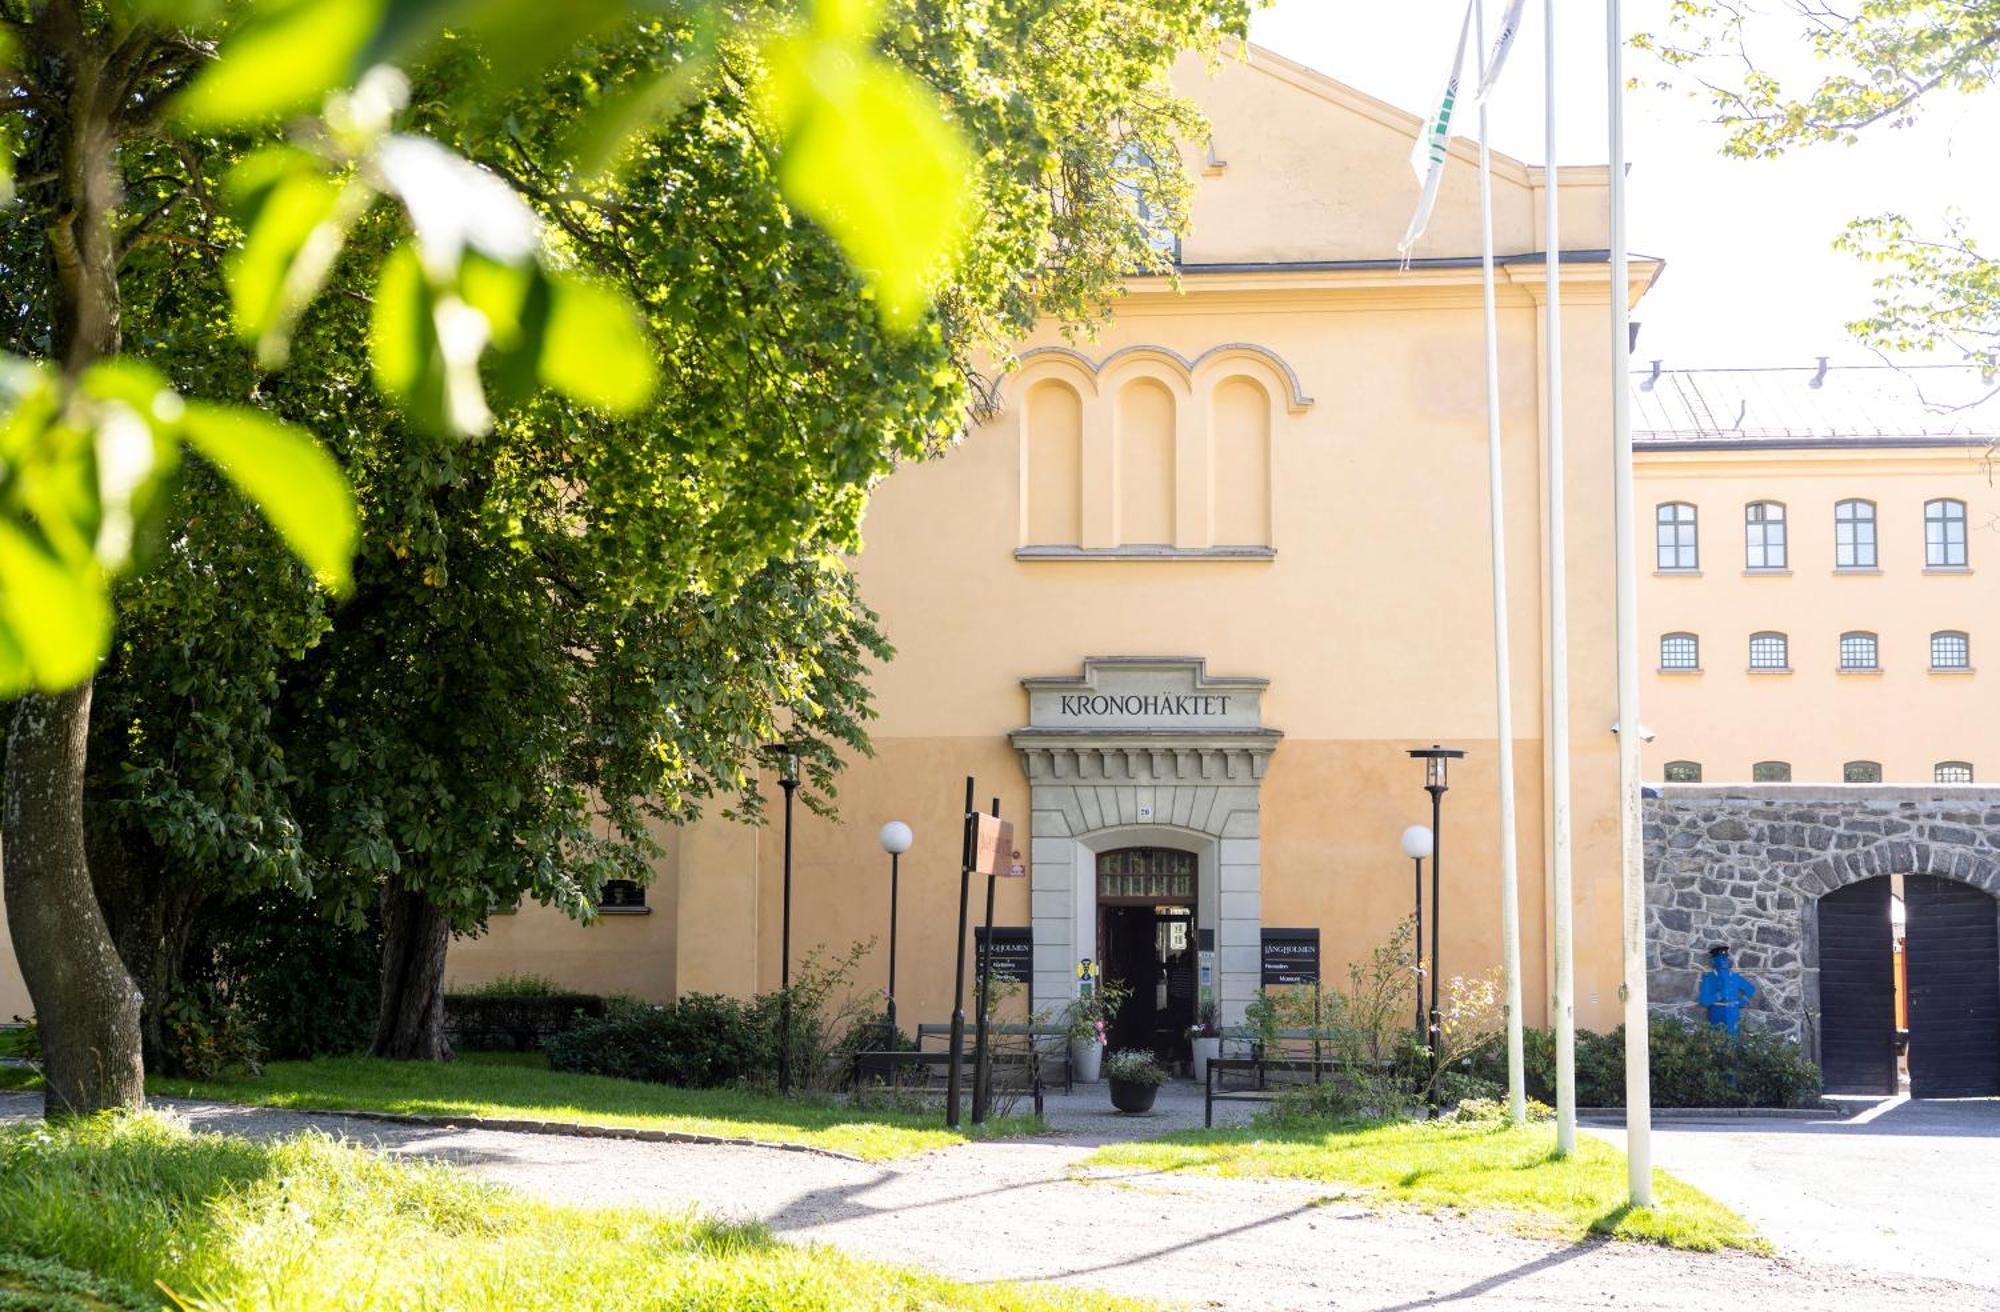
left=1655, top=498, right=1969, bottom=571
left=1656, top=629, right=1971, bottom=673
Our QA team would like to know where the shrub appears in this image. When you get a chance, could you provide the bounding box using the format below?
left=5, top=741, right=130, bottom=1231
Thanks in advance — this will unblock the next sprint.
left=454, top=973, right=565, bottom=999
left=1451, top=1096, right=1555, bottom=1125
left=444, top=990, right=608, bottom=1053
left=1103, top=1049, right=1168, bottom=1085
left=546, top=993, right=767, bottom=1088
left=161, top=984, right=264, bottom=1080
left=1483, top=1018, right=1821, bottom=1108
left=190, top=893, right=380, bottom=1061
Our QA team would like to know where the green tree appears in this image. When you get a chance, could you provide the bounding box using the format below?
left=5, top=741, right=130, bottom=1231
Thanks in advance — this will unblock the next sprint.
left=1641, top=2, right=2000, bottom=373
left=14, top=0, right=1256, bottom=1086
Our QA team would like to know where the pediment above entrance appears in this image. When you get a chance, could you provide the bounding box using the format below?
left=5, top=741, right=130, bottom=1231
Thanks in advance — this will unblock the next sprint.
left=1011, top=657, right=1279, bottom=783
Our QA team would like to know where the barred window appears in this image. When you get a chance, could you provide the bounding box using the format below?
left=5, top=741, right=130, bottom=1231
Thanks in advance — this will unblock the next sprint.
left=1752, top=761, right=1792, bottom=783
left=1749, top=632, right=1789, bottom=670
left=1656, top=502, right=1698, bottom=570
left=1931, top=630, right=1970, bottom=670
left=1660, top=632, right=1699, bottom=670
left=597, top=879, right=647, bottom=910
left=1936, top=761, right=1975, bottom=784
left=1843, top=761, right=1883, bottom=784
left=1835, top=500, right=1877, bottom=568
left=1926, top=499, right=1967, bottom=567
left=1663, top=761, right=1703, bottom=783
left=1745, top=501, right=1787, bottom=569
left=1838, top=632, right=1879, bottom=671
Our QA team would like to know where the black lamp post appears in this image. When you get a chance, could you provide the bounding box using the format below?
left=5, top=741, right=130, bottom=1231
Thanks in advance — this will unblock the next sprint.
left=879, top=820, right=913, bottom=1036
left=1399, top=823, right=1433, bottom=1044
left=766, top=745, right=802, bottom=1095
left=1407, top=745, right=1464, bottom=1082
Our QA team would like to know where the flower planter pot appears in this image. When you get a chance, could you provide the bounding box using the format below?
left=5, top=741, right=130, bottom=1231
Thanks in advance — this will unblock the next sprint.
left=1109, top=1077, right=1159, bottom=1114
left=1070, top=1039, right=1103, bottom=1083
left=1189, top=1036, right=1221, bottom=1085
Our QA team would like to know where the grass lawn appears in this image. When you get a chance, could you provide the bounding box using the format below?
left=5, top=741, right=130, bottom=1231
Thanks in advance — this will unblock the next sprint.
left=1085, top=1117, right=1764, bottom=1253
left=0, top=1113, right=1140, bottom=1312
left=146, top=1052, right=1039, bottom=1161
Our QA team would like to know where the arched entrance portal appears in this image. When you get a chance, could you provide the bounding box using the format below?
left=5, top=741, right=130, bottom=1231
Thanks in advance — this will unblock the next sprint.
left=1097, top=847, right=1198, bottom=1065
left=1817, top=874, right=2000, bottom=1097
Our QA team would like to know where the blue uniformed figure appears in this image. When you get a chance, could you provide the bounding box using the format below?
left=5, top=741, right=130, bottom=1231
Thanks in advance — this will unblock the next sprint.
left=1697, top=944, right=1757, bottom=1034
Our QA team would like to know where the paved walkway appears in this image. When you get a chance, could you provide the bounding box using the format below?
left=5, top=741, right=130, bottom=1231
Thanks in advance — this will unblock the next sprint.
left=1584, top=1095, right=2000, bottom=1289
left=6, top=1084, right=1996, bottom=1310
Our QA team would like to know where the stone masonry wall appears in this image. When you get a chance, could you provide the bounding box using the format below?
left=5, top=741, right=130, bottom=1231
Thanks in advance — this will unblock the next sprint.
left=1645, top=785, right=2000, bottom=1047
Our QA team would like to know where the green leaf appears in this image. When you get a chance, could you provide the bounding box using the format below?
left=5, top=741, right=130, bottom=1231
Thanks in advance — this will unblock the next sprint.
left=368, top=242, right=452, bottom=435
left=537, top=272, right=657, bottom=414
left=759, top=20, right=974, bottom=329
left=224, top=147, right=362, bottom=367
left=0, top=517, right=112, bottom=694
left=177, top=0, right=386, bottom=127
left=181, top=402, right=358, bottom=594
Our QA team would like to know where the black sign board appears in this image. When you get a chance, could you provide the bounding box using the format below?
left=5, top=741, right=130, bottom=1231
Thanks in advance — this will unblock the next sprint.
left=1260, top=927, right=1320, bottom=986
left=976, top=926, right=1034, bottom=984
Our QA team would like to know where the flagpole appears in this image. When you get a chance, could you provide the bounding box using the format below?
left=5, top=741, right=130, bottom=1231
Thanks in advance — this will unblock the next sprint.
left=1475, top=0, right=1527, bottom=1129
left=1605, top=0, right=1654, bottom=1207
left=1543, top=0, right=1578, bottom=1159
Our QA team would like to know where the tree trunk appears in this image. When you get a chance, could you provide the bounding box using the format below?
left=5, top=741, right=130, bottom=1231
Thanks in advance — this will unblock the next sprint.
left=370, top=887, right=455, bottom=1061
left=3, top=687, right=145, bottom=1116
left=88, top=819, right=206, bottom=1074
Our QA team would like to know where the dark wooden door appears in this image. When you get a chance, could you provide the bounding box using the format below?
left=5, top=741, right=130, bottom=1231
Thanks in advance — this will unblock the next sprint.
left=1905, top=875, right=2000, bottom=1098
left=1818, top=878, right=1897, bottom=1095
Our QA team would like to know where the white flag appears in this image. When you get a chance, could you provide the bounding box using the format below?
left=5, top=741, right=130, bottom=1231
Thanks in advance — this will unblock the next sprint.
left=1398, top=0, right=1475, bottom=260
left=1475, top=0, right=1530, bottom=102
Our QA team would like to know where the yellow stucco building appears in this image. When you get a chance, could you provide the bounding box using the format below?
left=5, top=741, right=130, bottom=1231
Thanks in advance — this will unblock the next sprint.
left=450, top=45, right=1650, bottom=1044
left=1637, top=363, right=2000, bottom=786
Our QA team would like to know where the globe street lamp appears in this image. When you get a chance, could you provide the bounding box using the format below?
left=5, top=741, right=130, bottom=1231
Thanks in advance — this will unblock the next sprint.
left=879, top=820, right=914, bottom=1036
left=1399, top=823, right=1434, bottom=1044
left=1407, top=745, right=1465, bottom=1082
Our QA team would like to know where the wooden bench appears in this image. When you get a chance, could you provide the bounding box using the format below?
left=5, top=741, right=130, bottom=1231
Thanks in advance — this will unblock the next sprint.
left=849, top=1046, right=1047, bottom=1116
left=1203, top=1027, right=1349, bottom=1127
left=914, top=1021, right=1074, bottom=1094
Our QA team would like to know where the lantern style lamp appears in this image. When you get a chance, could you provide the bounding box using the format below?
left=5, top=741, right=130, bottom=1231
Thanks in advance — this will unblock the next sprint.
left=1406, top=746, right=1465, bottom=1073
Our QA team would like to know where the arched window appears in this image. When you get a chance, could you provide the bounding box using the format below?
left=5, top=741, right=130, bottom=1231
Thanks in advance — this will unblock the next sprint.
left=1843, top=761, right=1883, bottom=784
left=1926, top=498, right=1967, bottom=567
left=1936, top=761, right=1975, bottom=784
left=1659, top=632, right=1699, bottom=670
left=1835, top=500, right=1877, bottom=569
left=1838, top=631, right=1879, bottom=671
left=1931, top=630, right=1971, bottom=670
left=1753, top=761, right=1792, bottom=783
left=1745, top=501, right=1787, bottom=570
left=1656, top=502, right=1698, bottom=570
left=1749, top=631, right=1789, bottom=670
left=1663, top=761, right=1703, bottom=783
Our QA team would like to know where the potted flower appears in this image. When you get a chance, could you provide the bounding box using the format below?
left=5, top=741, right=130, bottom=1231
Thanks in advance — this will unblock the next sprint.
left=1063, top=978, right=1128, bottom=1084
left=1186, top=1000, right=1221, bottom=1084
left=1104, top=1048, right=1168, bottom=1114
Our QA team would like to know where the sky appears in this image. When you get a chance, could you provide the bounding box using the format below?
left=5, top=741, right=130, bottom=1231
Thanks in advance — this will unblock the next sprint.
left=1249, top=1, right=2000, bottom=380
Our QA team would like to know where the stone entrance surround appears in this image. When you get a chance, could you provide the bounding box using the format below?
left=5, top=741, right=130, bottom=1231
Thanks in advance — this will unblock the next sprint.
left=1010, top=658, right=1279, bottom=1026
left=1644, top=784, right=2000, bottom=1050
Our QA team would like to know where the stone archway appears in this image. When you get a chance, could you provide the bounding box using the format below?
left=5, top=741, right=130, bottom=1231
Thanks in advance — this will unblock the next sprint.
left=1644, top=785, right=2000, bottom=1064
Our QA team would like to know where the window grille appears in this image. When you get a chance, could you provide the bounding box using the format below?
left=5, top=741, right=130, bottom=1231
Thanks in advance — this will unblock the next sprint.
left=1936, top=762, right=1974, bottom=784
left=1663, top=761, right=1703, bottom=783
left=1843, top=761, right=1883, bottom=784
left=1931, top=631, right=1970, bottom=670
left=1838, top=632, right=1878, bottom=670
left=1752, top=761, right=1792, bottom=783
left=1749, top=632, right=1789, bottom=670
left=1659, top=633, right=1699, bottom=670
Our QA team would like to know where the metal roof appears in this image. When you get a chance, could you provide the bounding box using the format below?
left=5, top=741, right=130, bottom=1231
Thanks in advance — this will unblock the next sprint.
left=1632, top=363, right=2000, bottom=449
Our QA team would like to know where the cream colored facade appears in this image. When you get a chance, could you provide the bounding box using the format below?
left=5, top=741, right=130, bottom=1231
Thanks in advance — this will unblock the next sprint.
left=1637, top=367, right=2000, bottom=786
left=450, top=46, right=1653, bottom=1037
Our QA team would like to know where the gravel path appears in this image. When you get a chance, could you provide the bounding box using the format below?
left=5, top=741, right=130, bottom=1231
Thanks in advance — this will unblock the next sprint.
left=5, top=1086, right=1993, bottom=1310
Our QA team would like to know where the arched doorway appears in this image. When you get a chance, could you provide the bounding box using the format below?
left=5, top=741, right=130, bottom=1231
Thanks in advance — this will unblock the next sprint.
left=1096, top=847, right=1198, bottom=1065
left=1818, top=874, right=2000, bottom=1097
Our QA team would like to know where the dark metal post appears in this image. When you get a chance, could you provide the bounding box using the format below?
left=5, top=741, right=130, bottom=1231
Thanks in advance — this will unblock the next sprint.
left=777, top=755, right=800, bottom=1096
left=886, top=850, right=900, bottom=1036
left=947, top=776, right=975, bottom=1129
left=972, top=796, right=1000, bottom=1124
left=1428, top=782, right=1443, bottom=1071
left=1413, top=855, right=1425, bottom=1044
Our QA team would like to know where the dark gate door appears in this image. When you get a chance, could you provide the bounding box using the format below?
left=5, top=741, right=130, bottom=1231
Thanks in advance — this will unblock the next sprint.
left=1817, top=878, right=1897, bottom=1095
left=1905, top=875, right=2000, bottom=1098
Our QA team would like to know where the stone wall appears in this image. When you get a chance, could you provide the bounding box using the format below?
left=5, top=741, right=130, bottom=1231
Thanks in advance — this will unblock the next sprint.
left=1645, top=785, right=2000, bottom=1046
